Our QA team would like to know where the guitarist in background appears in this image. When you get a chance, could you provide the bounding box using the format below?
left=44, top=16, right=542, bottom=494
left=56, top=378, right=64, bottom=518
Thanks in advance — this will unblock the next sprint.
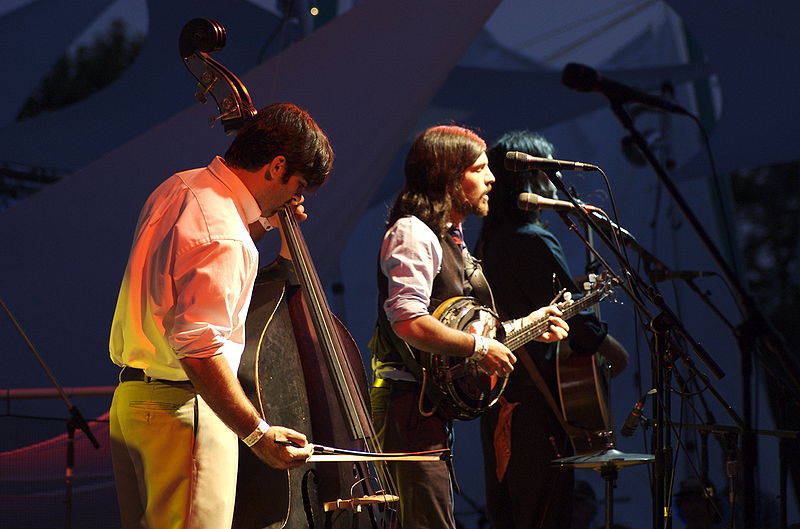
left=475, top=130, right=629, bottom=529
left=368, top=125, right=569, bottom=529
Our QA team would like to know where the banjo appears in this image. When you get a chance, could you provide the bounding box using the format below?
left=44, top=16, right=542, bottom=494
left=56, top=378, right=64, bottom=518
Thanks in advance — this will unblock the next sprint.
left=415, top=274, right=616, bottom=421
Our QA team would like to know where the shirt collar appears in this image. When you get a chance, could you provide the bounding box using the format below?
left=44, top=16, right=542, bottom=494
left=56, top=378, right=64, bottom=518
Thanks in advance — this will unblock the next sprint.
left=446, top=222, right=466, bottom=247
left=207, top=156, right=262, bottom=223
left=446, top=222, right=464, bottom=235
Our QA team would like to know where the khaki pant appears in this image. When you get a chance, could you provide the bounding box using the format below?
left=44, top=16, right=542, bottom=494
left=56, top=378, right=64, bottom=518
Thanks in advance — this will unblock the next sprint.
left=110, top=380, right=238, bottom=529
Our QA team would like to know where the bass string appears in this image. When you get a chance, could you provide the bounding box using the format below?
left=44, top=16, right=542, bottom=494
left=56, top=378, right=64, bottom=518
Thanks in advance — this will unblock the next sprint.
left=279, top=208, right=398, bottom=504
left=279, top=208, right=371, bottom=441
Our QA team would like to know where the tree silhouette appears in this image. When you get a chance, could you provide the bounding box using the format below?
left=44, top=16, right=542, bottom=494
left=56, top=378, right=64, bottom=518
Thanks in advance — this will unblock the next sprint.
left=16, top=19, right=143, bottom=121
left=731, top=160, right=800, bottom=513
left=1, top=19, right=144, bottom=210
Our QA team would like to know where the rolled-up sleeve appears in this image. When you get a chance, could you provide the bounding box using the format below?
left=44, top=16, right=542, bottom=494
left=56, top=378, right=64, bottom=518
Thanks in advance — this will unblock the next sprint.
left=169, top=239, right=254, bottom=359
left=380, top=217, right=442, bottom=323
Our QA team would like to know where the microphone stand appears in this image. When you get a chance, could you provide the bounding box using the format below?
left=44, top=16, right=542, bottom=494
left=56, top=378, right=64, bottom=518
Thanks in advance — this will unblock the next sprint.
left=544, top=179, right=743, bottom=529
left=604, top=97, right=800, bottom=529
left=561, top=202, right=800, bottom=528
left=0, top=296, right=100, bottom=529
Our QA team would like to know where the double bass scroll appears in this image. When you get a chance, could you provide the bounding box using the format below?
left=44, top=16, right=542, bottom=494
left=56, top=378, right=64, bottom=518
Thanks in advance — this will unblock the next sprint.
left=179, top=18, right=256, bottom=134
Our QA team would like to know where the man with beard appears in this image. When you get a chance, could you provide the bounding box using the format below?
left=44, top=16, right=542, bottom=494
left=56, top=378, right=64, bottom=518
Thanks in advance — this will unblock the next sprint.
left=368, top=125, right=570, bottom=528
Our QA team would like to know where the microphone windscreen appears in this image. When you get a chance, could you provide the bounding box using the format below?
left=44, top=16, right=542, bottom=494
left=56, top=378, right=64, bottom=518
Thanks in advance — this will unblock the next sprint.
left=504, top=151, right=529, bottom=172
left=517, top=193, right=539, bottom=211
left=562, top=63, right=598, bottom=92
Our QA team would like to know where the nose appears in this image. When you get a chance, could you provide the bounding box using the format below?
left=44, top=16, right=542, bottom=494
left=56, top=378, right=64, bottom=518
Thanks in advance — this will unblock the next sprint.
left=486, top=168, right=496, bottom=184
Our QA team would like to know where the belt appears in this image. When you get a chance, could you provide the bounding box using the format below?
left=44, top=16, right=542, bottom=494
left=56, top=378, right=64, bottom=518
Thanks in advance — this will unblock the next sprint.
left=119, top=366, right=192, bottom=386
left=372, top=378, right=419, bottom=390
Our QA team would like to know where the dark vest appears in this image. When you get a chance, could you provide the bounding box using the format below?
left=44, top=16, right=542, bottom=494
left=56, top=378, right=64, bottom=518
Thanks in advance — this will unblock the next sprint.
left=372, top=221, right=491, bottom=365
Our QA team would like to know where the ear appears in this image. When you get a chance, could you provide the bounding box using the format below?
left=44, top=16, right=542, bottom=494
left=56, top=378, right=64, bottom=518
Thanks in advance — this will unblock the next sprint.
left=264, top=155, right=287, bottom=181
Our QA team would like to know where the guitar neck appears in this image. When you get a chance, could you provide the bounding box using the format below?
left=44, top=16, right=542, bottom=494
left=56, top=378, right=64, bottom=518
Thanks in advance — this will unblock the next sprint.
left=503, top=289, right=605, bottom=351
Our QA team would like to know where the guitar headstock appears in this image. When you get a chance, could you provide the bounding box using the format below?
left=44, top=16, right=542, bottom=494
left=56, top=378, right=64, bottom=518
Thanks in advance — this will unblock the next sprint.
left=582, top=272, right=617, bottom=301
left=179, top=18, right=257, bottom=135
left=554, top=272, right=618, bottom=311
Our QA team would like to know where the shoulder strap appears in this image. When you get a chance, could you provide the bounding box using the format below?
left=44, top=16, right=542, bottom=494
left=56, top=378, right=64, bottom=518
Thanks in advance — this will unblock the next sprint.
left=516, top=345, right=594, bottom=441
left=464, top=253, right=496, bottom=311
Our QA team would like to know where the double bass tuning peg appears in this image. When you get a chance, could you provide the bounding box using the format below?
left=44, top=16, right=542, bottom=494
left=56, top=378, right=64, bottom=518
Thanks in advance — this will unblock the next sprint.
left=194, top=71, right=219, bottom=104
left=208, top=101, right=240, bottom=130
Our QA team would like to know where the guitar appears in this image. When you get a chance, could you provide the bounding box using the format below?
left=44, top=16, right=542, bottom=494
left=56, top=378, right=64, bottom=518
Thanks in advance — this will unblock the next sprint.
left=556, top=342, right=613, bottom=454
left=417, top=274, right=616, bottom=421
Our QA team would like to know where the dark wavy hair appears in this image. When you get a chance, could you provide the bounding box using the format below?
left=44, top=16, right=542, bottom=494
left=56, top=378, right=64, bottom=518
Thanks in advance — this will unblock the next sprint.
left=224, top=102, right=333, bottom=188
left=482, top=130, right=557, bottom=233
left=388, top=125, right=486, bottom=235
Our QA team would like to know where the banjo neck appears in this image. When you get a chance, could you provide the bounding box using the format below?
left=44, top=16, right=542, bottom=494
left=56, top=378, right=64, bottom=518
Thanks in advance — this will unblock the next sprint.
left=503, top=285, right=609, bottom=351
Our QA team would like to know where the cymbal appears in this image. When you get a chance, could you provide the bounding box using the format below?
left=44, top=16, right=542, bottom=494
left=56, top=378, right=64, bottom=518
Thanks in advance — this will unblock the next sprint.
left=552, top=448, right=654, bottom=469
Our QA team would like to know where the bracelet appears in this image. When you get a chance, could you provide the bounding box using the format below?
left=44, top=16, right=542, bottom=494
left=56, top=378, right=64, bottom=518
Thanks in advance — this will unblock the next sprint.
left=242, top=419, right=270, bottom=447
left=470, top=333, right=489, bottom=360
left=257, top=216, right=275, bottom=232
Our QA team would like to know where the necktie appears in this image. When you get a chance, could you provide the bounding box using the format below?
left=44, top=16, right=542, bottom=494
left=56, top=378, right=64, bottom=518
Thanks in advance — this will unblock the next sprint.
left=450, top=225, right=466, bottom=254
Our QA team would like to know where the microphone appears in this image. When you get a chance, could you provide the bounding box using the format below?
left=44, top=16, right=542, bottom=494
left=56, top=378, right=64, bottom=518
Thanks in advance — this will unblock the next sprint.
left=517, top=193, right=598, bottom=213
left=505, top=151, right=599, bottom=172
left=561, top=62, right=690, bottom=116
left=648, top=269, right=715, bottom=282
left=620, top=389, right=656, bottom=438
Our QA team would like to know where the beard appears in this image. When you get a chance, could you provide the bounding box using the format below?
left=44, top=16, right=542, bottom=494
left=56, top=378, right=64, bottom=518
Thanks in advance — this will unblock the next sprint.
left=474, top=197, right=490, bottom=217
left=453, top=194, right=489, bottom=218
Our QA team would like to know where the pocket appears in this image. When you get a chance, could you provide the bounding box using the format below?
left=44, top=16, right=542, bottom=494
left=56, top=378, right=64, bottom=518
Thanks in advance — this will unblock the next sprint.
left=128, top=400, right=181, bottom=411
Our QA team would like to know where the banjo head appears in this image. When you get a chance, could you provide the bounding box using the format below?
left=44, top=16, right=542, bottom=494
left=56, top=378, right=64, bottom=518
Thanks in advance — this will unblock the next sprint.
left=424, top=296, right=508, bottom=421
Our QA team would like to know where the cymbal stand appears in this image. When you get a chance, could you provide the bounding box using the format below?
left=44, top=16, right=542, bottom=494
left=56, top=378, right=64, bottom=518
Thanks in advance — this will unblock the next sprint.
left=553, top=431, right=654, bottom=529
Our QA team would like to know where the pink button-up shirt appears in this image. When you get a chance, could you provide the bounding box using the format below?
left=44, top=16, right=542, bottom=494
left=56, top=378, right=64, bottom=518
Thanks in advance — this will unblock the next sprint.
left=109, top=157, right=261, bottom=381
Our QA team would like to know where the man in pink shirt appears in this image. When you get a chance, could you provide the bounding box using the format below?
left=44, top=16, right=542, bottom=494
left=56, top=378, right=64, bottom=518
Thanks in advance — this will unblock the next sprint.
left=108, top=102, right=333, bottom=529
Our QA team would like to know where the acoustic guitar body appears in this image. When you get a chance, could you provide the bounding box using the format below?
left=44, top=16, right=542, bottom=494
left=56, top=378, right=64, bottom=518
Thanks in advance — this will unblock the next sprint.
left=556, top=349, right=612, bottom=455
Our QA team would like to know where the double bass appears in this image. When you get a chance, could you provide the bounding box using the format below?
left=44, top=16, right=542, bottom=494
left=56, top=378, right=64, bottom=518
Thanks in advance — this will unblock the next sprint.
left=179, top=18, right=400, bottom=528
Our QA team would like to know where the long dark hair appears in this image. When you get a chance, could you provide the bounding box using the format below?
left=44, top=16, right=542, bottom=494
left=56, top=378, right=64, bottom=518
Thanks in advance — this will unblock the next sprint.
left=388, top=125, right=486, bottom=235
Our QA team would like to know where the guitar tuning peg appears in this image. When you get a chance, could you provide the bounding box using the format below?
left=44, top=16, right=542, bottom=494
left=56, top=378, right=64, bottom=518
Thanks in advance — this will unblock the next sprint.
left=195, top=91, right=207, bottom=104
